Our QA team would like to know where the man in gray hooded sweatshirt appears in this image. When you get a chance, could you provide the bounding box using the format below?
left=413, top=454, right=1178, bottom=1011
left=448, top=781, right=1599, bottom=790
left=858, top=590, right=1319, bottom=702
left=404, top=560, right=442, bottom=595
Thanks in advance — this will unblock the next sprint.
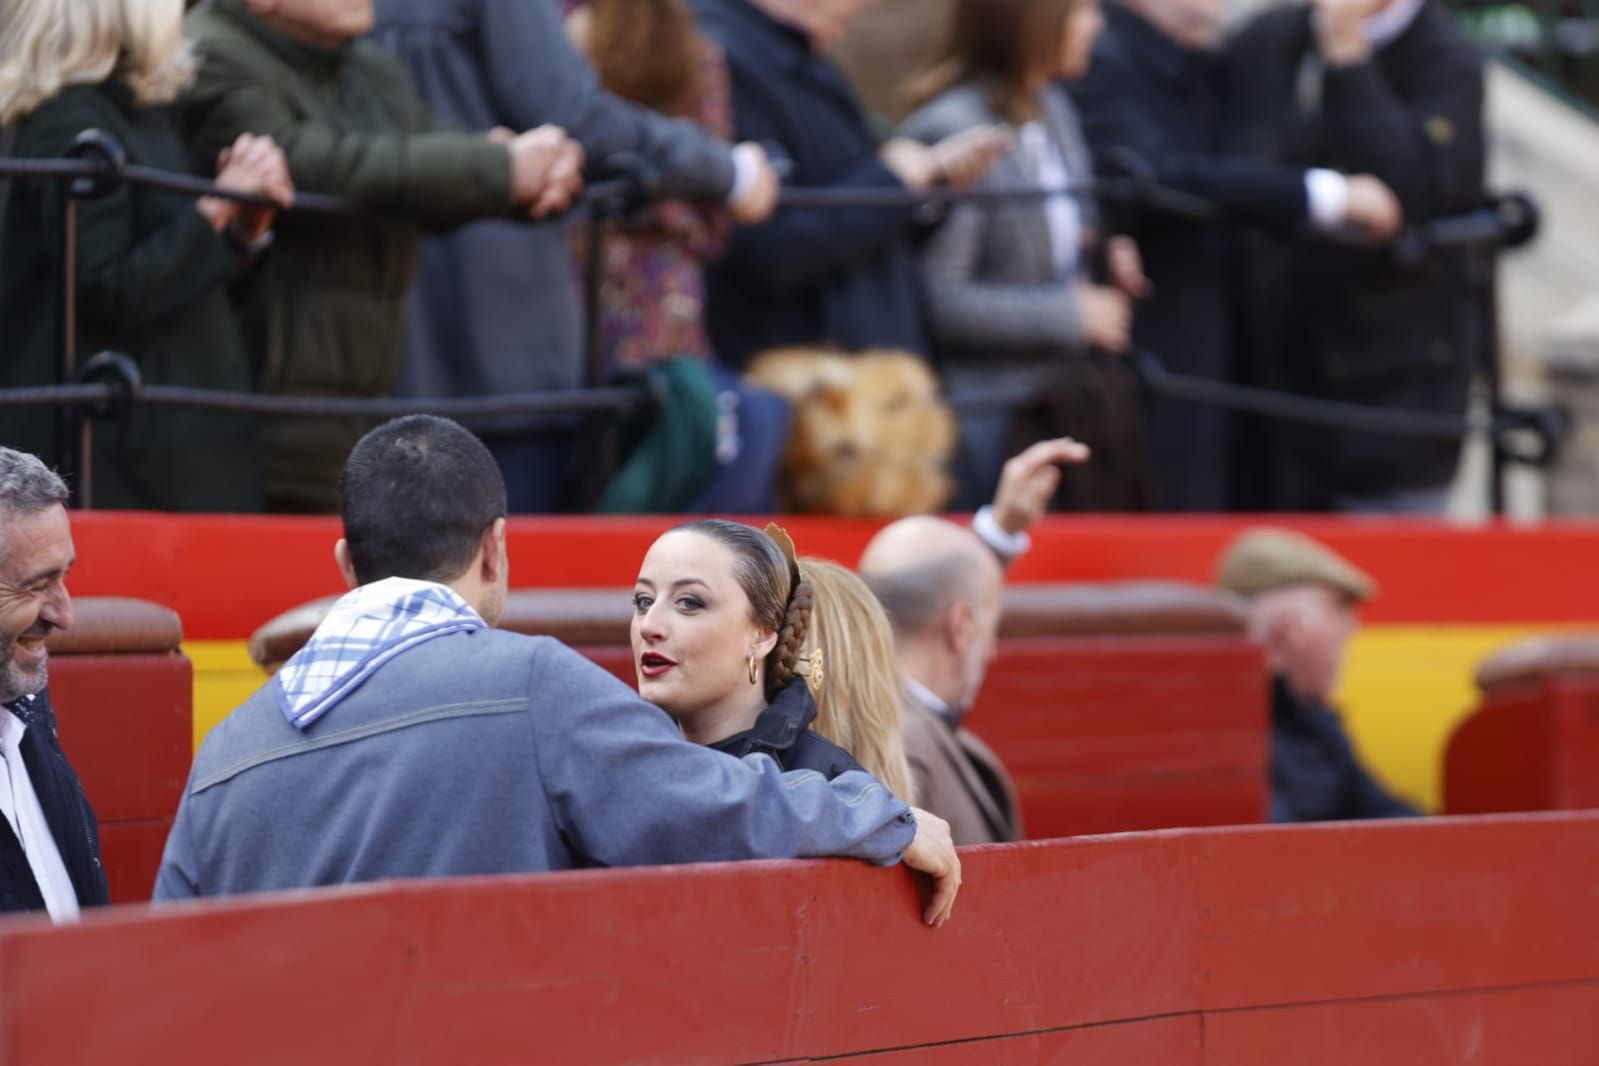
left=154, top=416, right=959, bottom=926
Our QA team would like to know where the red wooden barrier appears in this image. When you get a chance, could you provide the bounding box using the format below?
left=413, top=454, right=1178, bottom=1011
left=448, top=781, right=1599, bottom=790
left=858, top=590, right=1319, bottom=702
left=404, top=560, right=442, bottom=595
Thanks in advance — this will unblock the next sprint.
left=45, top=600, right=193, bottom=903
left=1446, top=633, right=1599, bottom=813
left=2, top=813, right=1596, bottom=1064
left=972, top=636, right=1267, bottom=835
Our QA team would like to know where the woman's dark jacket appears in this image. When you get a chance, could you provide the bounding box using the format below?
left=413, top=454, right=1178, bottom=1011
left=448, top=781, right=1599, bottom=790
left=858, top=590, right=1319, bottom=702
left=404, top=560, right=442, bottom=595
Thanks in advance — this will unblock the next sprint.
left=0, top=82, right=261, bottom=511
left=709, top=677, right=865, bottom=780
left=1, top=692, right=110, bottom=914
left=688, top=0, right=929, bottom=368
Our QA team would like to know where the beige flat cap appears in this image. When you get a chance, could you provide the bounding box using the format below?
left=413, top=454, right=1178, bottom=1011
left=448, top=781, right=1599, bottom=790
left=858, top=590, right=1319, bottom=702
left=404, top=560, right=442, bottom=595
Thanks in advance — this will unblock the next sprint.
left=1215, top=528, right=1378, bottom=602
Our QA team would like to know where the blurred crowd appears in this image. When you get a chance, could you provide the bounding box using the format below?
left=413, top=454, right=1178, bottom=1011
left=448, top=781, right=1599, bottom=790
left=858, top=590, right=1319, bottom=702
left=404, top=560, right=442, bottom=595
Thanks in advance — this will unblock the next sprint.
left=0, top=0, right=1486, bottom=516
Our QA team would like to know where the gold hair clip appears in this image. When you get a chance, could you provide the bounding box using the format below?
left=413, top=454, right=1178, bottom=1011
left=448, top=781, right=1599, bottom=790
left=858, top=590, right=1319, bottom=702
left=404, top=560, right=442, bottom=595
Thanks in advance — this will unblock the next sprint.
left=796, top=648, right=825, bottom=695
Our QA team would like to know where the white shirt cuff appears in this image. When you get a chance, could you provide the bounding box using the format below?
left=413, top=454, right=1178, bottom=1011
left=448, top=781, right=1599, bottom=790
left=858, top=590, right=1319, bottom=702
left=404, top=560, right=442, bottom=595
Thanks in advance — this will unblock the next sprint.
left=972, top=505, right=1031, bottom=563
left=725, top=144, right=758, bottom=207
left=1304, top=168, right=1349, bottom=232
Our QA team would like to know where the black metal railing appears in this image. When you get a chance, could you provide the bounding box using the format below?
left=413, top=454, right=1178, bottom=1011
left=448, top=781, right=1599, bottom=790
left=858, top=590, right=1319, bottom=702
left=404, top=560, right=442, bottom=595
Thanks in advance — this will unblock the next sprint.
left=0, top=129, right=1555, bottom=512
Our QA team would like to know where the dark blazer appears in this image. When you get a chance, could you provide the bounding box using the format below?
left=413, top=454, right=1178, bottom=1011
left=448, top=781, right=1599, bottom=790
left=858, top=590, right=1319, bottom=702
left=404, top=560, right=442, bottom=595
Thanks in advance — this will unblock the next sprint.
left=1, top=692, right=109, bottom=914
left=1223, top=2, right=1485, bottom=506
left=0, top=82, right=261, bottom=511
left=900, top=692, right=1022, bottom=846
left=689, top=0, right=928, bottom=368
left=709, top=678, right=865, bottom=780
left=1067, top=5, right=1318, bottom=511
left=1269, top=678, right=1419, bottom=823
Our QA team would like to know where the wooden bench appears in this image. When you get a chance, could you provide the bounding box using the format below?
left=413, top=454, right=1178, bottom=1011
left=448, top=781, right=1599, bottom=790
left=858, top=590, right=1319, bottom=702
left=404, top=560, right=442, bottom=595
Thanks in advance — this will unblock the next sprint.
left=1445, top=632, right=1599, bottom=813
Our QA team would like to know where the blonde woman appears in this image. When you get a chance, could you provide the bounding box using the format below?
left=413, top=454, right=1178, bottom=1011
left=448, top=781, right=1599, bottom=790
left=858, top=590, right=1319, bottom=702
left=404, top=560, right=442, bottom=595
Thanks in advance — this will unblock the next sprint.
left=0, top=0, right=291, bottom=510
left=799, top=558, right=918, bottom=804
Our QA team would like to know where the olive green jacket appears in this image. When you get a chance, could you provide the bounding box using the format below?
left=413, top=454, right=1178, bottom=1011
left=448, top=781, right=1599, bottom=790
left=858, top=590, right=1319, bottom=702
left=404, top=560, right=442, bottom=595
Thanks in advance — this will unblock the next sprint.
left=0, top=82, right=261, bottom=511
left=179, top=0, right=515, bottom=510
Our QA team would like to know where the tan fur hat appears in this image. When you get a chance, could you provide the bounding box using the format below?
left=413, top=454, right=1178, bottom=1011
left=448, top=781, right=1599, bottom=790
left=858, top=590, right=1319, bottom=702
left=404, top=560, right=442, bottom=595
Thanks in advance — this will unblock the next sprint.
left=1215, top=528, right=1378, bottom=603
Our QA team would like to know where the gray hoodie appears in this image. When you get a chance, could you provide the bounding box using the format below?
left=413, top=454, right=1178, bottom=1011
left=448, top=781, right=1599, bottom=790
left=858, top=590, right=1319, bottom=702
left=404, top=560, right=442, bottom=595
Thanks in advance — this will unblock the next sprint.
left=154, top=628, right=914, bottom=899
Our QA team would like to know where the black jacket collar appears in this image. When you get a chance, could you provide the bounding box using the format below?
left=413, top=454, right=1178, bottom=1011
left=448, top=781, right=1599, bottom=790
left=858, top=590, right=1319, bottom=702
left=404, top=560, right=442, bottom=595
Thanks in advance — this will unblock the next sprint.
left=710, top=677, right=818, bottom=759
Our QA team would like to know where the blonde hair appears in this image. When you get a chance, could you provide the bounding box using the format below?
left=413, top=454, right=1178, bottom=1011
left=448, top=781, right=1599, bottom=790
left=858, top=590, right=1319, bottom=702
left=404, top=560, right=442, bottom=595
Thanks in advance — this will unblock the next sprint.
left=0, top=0, right=193, bottom=125
left=799, top=558, right=917, bottom=804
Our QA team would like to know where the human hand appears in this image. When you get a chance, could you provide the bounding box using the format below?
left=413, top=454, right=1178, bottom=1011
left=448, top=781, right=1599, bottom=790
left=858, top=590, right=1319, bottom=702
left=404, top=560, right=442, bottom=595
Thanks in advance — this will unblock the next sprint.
left=1106, top=235, right=1152, bottom=300
left=1343, top=173, right=1402, bottom=244
left=202, top=133, right=294, bottom=241
left=729, top=141, right=780, bottom=225
left=929, top=124, right=1011, bottom=188
left=508, top=124, right=586, bottom=218
left=486, top=125, right=516, bottom=145
left=1313, top=0, right=1384, bottom=66
left=878, top=137, right=941, bottom=192
left=902, top=807, right=961, bottom=927
left=991, top=436, right=1092, bottom=536
left=1078, top=282, right=1134, bottom=352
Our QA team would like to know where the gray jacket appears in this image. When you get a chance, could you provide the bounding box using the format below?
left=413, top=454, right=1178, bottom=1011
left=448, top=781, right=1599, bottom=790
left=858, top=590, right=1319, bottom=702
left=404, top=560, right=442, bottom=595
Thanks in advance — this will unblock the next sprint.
left=154, top=631, right=913, bottom=898
left=900, top=83, right=1098, bottom=360
left=369, top=0, right=737, bottom=404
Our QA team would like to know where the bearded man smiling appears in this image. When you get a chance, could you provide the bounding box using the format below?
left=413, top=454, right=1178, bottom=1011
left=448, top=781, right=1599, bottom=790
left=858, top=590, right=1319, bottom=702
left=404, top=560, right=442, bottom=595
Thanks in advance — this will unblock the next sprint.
left=0, top=449, right=107, bottom=918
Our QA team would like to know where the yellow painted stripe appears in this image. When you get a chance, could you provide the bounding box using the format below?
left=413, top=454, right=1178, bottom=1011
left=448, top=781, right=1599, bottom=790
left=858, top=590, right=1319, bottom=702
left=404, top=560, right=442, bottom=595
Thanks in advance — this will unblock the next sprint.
left=1333, top=624, right=1585, bottom=813
left=185, top=640, right=266, bottom=754
left=186, top=626, right=1564, bottom=815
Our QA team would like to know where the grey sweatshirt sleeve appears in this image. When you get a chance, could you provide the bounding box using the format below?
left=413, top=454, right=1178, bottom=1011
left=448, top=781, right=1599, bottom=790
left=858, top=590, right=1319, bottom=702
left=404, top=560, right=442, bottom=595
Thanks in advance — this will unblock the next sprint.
left=473, top=0, right=735, bottom=201
left=152, top=769, right=202, bottom=901
left=527, top=640, right=916, bottom=868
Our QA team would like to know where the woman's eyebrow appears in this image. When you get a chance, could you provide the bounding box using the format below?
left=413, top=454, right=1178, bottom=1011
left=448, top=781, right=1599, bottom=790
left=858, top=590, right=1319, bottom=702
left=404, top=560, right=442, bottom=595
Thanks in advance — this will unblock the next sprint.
left=669, top=578, right=709, bottom=591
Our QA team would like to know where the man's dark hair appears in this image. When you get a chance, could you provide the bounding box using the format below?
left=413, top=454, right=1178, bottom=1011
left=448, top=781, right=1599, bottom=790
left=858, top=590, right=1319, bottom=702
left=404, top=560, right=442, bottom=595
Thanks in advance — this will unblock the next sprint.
left=339, top=416, right=507, bottom=585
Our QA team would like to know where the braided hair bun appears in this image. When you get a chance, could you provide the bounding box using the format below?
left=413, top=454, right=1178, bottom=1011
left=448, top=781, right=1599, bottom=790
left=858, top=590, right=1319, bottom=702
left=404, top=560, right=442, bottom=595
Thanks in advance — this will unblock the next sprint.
left=764, top=576, right=813, bottom=702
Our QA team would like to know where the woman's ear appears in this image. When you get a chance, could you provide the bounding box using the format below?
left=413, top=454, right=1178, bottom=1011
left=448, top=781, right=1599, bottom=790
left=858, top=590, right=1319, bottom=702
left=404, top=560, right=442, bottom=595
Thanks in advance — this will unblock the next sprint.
left=753, top=627, right=780, bottom=660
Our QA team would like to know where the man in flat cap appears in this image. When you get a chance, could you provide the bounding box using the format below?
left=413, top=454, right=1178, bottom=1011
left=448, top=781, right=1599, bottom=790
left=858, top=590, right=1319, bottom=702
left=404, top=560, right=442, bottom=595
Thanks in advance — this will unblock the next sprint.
left=1217, top=528, right=1418, bottom=822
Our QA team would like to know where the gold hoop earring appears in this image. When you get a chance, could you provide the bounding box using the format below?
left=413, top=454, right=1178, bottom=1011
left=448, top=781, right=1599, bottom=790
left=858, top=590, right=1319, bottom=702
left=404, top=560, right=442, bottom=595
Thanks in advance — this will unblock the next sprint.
left=747, top=651, right=759, bottom=685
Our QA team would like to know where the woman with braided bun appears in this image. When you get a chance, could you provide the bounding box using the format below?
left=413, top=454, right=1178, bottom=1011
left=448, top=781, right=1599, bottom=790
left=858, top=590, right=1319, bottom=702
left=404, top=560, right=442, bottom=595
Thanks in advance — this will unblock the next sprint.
left=630, top=519, right=864, bottom=779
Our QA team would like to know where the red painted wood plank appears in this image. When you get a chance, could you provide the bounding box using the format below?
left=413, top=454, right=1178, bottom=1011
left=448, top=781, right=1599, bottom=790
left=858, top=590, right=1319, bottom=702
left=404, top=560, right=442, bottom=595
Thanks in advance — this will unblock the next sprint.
left=1203, top=983, right=1599, bottom=1066
left=58, top=513, right=1599, bottom=640
left=5, top=817, right=1599, bottom=1064
left=51, top=655, right=191, bottom=822
left=1194, top=815, right=1599, bottom=1010
left=96, top=820, right=171, bottom=904
left=828, top=1014, right=1202, bottom=1065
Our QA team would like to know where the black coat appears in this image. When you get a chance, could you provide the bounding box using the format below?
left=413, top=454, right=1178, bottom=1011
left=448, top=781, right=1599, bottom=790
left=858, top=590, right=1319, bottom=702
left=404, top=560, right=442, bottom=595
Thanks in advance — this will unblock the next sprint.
left=1068, top=5, right=1315, bottom=511
left=1222, top=2, right=1485, bottom=506
left=709, top=678, right=865, bottom=780
left=0, top=83, right=262, bottom=511
left=1, top=692, right=110, bottom=914
left=1269, top=678, right=1419, bottom=823
left=688, top=0, right=928, bottom=368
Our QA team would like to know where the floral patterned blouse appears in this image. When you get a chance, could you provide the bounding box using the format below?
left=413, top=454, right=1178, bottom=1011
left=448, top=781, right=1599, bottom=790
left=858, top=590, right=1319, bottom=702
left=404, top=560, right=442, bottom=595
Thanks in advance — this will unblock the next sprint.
left=570, top=34, right=735, bottom=378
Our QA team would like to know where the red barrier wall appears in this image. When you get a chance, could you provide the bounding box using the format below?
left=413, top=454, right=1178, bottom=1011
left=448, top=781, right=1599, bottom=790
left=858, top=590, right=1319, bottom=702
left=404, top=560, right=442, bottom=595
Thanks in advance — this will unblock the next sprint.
left=50, top=654, right=192, bottom=903
left=60, top=513, right=1599, bottom=640
left=2, top=813, right=1595, bottom=1064
left=1446, top=676, right=1599, bottom=813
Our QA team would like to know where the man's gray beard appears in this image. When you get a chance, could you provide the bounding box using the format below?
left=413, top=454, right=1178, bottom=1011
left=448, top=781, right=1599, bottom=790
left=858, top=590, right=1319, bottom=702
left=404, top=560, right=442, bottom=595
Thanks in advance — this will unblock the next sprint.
left=0, top=632, right=47, bottom=705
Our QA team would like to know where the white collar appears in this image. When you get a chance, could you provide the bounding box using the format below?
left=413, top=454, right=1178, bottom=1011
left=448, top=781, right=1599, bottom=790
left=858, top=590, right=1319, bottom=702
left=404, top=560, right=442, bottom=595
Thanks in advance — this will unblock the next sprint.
left=904, top=676, right=951, bottom=717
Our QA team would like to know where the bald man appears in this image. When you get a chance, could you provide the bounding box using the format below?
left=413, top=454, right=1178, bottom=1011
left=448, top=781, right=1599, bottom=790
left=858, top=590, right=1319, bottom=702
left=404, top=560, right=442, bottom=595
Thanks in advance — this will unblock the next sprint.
left=857, top=439, right=1085, bottom=844
left=860, top=518, right=1018, bottom=845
